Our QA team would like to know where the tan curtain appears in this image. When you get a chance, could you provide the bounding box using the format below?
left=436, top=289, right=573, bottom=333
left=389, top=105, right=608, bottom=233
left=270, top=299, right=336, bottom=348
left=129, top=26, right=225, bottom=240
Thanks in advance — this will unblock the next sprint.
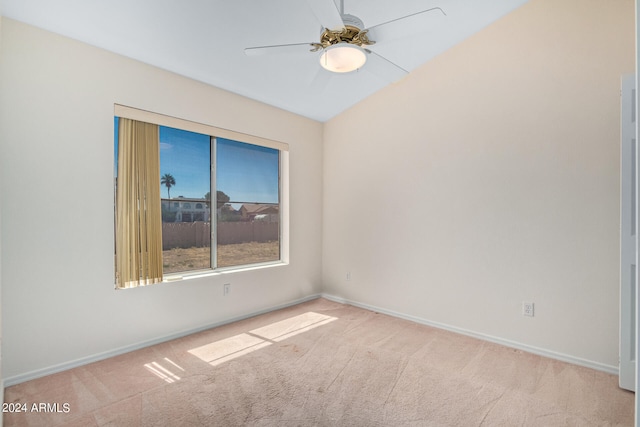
left=115, top=118, right=163, bottom=289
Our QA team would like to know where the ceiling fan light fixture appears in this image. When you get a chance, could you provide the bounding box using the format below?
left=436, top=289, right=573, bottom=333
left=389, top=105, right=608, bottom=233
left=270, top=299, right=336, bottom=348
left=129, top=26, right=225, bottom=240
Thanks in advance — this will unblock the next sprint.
left=320, top=43, right=367, bottom=73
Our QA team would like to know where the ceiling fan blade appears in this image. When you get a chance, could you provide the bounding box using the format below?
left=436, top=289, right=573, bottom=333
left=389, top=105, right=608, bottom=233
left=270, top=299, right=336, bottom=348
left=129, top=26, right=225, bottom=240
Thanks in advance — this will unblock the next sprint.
left=364, top=49, right=408, bottom=83
left=364, top=7, right=446, bottom=37
left=305, top=0, right=345, bottom=31
left=245, top=42, right=319, bottom=56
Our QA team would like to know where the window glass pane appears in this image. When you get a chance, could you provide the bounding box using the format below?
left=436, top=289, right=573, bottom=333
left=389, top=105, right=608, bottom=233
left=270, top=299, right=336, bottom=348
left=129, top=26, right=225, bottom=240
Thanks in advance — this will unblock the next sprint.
left=216, top=139, right=280, bottom=268
left=159, top=126, right=211, bottom=274
left=216, top=138, right=279, bottom=203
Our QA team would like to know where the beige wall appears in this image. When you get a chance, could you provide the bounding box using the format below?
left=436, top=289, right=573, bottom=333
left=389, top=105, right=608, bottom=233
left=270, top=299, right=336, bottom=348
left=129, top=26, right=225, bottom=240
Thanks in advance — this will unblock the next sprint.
left=323, top=0, right=635, bottom=369
left=0, top=18, right=323, bottom=382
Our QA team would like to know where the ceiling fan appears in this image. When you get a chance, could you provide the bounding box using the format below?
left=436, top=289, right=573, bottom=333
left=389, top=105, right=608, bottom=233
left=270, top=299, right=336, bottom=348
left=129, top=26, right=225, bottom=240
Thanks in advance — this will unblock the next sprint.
left=244, top=0, right=446, bottom=82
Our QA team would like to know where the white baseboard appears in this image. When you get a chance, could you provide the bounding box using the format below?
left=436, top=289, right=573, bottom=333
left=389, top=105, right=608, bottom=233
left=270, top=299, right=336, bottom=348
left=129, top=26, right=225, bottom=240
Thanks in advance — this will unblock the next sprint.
left=3, top=294, right=322, bottom=388
left=321, top=293, right=619, bottom=376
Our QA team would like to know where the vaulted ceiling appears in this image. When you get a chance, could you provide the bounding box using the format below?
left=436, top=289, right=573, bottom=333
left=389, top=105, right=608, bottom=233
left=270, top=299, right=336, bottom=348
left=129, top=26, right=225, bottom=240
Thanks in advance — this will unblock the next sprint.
left=1, top=0, right=529, bottom=121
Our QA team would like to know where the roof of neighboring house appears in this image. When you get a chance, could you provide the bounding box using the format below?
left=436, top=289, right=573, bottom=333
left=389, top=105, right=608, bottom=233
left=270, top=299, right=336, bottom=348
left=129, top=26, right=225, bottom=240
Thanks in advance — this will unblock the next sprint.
left=240, top=204, right=279, bottom=214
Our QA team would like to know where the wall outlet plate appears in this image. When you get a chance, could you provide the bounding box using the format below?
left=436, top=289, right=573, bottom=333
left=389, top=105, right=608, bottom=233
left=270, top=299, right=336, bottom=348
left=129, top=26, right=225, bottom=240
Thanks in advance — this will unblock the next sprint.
left=523, top=302, right=534, bottom=317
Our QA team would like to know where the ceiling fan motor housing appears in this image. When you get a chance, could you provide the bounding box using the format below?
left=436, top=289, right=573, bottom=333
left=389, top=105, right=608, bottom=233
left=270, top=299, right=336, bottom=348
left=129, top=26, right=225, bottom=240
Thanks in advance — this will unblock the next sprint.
left=319, top=14, right=374, bottom=49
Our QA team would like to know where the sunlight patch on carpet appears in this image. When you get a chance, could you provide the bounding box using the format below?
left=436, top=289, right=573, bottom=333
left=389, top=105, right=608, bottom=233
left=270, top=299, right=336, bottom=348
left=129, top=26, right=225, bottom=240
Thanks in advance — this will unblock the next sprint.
left=144, top=360, right=183, bottom=383
left=187, top=312, right=337, bottom=367
left=250, top=312, right=337, bottom=342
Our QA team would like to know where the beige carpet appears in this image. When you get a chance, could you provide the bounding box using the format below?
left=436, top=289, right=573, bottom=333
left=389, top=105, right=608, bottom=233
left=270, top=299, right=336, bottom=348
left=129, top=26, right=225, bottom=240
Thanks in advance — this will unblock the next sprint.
left=3, top=298, right=634, bottom=426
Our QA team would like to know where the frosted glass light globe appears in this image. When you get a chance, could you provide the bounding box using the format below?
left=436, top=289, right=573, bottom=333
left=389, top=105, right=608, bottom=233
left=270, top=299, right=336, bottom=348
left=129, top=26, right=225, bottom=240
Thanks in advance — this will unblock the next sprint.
left=319, top=43, right=367, bottom=73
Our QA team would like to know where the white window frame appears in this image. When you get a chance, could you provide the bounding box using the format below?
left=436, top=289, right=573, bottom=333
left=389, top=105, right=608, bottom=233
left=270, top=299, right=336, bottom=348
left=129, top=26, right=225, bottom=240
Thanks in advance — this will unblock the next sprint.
left=114, top=104, right=290, bottom=281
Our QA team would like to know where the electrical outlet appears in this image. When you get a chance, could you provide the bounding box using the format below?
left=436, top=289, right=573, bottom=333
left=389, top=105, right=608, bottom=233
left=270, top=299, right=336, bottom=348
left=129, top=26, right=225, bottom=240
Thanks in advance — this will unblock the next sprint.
left=223, top=283, right=231, bottom=296
left=523, top=302, right=534, bottom=317
left=346, top=272, right=351, bottom=281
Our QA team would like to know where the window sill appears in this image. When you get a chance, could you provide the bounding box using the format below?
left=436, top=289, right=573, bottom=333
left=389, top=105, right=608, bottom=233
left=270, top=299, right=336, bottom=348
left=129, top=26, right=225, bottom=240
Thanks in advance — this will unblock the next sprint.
left=162, top=260, right=288, bottom=283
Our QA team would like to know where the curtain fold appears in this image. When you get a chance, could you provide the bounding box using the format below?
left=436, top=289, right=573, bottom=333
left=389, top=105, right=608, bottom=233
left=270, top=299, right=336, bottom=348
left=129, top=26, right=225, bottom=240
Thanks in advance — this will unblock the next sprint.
left=115, top=118, right=163, bottom=288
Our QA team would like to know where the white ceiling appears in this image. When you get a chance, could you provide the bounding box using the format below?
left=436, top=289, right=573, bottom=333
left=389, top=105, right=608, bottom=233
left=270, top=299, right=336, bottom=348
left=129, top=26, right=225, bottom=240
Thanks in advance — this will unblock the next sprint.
left=1, top=0, right=529, bottom=122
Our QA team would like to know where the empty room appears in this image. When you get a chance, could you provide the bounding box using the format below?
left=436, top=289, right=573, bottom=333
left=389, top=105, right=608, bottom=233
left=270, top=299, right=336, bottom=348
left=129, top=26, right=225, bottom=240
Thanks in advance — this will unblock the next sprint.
left=0, top=0, right=637, bottom=425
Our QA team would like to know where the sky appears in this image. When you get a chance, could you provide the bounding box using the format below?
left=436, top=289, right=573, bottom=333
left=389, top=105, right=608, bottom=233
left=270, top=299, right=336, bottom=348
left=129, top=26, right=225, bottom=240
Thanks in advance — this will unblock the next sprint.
left=114, top=117, right=279, bottom=204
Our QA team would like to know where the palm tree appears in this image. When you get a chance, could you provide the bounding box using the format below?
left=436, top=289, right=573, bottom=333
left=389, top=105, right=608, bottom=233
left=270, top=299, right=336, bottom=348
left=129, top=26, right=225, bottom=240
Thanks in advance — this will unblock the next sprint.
left=161, top=173, right=176, bottom=200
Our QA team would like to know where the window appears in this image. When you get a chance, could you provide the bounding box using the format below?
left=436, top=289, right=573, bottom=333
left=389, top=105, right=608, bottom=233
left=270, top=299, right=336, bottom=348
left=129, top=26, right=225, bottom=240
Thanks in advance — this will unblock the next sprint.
left=114, top=105, right=288, bottom=288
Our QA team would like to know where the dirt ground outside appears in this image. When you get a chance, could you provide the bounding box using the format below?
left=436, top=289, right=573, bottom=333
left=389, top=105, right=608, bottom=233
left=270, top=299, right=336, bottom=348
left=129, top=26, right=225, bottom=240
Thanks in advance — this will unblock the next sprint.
left=162, top=241, right=279, bottom=273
